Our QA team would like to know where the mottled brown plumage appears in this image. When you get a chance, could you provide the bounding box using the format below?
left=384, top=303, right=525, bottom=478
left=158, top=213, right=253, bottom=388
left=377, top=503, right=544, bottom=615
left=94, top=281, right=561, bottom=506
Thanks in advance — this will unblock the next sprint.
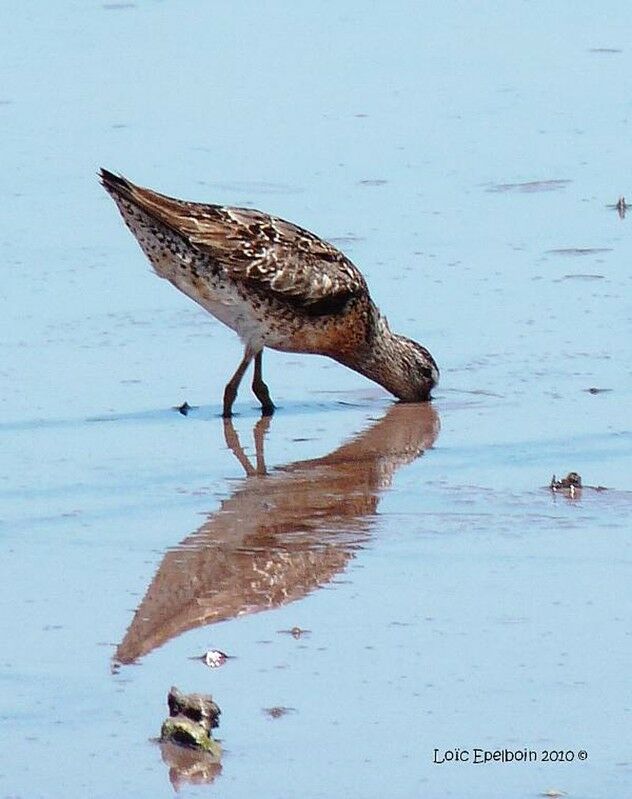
left=100, top=169, right=438, bottom=415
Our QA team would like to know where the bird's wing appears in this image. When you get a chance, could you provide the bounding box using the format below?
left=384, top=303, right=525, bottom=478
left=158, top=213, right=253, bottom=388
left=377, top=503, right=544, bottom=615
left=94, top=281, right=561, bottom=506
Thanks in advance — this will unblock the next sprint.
left=188, top=206, right=367, bottom=309
left=100, top=171, right=367, bottom=309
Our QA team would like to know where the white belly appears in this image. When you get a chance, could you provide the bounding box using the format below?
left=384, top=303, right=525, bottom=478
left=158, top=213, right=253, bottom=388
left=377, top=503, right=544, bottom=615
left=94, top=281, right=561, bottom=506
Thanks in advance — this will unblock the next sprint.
left=167, top=270, right=267, bottom=351
left=120, top=209, right=269, bottom=352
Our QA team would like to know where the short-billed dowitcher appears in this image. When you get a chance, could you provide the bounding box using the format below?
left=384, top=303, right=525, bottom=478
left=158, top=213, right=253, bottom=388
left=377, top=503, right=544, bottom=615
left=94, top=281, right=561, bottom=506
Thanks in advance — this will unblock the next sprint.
left=100, top=169, right=439, bottom=416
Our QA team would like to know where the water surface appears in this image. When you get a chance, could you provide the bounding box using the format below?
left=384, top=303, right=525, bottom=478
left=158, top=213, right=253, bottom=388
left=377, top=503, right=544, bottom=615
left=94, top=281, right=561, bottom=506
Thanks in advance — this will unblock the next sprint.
left=1, top=2, right=631, bottom=797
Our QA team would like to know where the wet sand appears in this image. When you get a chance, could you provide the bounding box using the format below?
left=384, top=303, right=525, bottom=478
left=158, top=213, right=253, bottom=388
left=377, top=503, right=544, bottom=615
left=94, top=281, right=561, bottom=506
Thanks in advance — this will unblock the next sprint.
left=2, top=2, right=632, bottom=797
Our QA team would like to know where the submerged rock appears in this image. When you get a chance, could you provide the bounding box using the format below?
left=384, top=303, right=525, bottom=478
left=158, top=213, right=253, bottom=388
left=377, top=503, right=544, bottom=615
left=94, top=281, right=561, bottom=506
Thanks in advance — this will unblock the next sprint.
left=160, top=687, right=220, bottom=746
left=159, top=739, right=222, bottom=790
left=160, top=716, right=221, bottom=754
left=166, top=685, right=220, bottom=734
left=159, top=686, right=222, bottom=787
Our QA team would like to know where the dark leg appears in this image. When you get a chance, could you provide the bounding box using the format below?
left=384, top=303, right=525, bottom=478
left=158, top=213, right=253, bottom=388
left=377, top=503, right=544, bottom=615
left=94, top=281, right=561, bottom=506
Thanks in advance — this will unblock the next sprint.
left=253, top=415, right=272, bottom=474
left=252, top=350, right=275, bottom=416
left=222, top=418, right=256, bottom=476
left=223, top=349, right=253, bottom=418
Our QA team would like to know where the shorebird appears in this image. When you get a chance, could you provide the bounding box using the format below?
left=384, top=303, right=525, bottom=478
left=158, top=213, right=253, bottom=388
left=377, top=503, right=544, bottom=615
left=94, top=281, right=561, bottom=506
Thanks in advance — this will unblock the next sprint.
left=100, top=170, right=439, bottom=416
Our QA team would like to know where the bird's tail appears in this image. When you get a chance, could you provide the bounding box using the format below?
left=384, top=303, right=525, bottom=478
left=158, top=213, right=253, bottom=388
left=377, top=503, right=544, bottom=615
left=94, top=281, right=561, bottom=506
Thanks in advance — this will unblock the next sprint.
left=99, top=168, right=135, bottom=200
left=99, top=168, right=198, bottom=236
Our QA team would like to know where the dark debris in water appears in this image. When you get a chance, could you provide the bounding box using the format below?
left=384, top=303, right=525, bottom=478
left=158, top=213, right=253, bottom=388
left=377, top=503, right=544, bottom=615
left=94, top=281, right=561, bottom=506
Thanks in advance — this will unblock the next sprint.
left=550, top=472, right=582, bottom=499
left=277, top=626, right=311, bottom=639
left=263, top=706, right=297, bottom=719
left=606, top=196, right=629, bottom=219
left=550, top=472, right=582, bottom=490
left=189, top=649, right=234, bottom=669
left=173, top=401, right=197, bottom=416
left=549, top=472, right=608, bottom=497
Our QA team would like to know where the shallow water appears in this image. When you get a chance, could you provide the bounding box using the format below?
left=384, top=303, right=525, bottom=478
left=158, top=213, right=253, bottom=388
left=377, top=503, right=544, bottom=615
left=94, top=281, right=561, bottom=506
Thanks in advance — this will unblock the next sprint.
left=1, top=2, right=631, bottom=797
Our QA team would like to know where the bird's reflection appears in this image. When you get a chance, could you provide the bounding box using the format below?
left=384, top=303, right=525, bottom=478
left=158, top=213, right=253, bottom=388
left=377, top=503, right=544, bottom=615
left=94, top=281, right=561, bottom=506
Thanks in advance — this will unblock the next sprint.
left=115, top=403, right=440, bottom=665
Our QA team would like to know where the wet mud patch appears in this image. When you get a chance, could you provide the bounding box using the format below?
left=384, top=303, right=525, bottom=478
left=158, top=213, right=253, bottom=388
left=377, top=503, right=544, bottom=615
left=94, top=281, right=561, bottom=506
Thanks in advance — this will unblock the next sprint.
left=196, top=180, right=304, bottom=196
left=546, top=248, right=612, bottom=257
left=558, top=273, right=606, bottom=281
left=328, top=235, right=365, bottom=248
left=486, top=179, right=571, bottom=193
